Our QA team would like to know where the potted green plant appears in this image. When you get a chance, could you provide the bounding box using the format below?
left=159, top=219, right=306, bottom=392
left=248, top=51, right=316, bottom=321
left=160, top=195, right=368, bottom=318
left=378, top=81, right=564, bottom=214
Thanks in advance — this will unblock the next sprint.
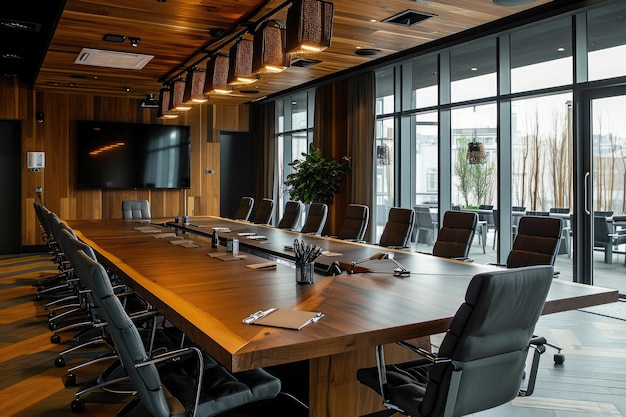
left=284, top=143, right=352, bottom=205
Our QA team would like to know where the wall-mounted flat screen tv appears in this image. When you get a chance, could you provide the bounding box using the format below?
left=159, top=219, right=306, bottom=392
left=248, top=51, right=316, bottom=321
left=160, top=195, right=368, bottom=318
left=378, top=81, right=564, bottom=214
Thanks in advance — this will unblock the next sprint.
left=76, top=120, right=191, bottom=190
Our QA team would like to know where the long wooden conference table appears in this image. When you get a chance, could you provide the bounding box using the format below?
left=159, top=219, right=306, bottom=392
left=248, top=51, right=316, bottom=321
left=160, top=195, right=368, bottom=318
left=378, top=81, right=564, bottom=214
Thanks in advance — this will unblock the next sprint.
left=68, top=216, right=618, bottom=417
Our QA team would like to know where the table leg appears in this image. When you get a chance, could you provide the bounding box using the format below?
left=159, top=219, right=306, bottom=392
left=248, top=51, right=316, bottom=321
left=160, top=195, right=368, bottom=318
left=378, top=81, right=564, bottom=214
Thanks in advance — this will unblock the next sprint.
left=309, top=338, right=430, bottom=417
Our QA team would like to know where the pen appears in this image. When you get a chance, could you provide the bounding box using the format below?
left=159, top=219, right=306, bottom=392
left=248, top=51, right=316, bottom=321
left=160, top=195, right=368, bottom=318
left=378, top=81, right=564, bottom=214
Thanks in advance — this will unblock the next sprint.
left=242, top=307, right=279, bottom=324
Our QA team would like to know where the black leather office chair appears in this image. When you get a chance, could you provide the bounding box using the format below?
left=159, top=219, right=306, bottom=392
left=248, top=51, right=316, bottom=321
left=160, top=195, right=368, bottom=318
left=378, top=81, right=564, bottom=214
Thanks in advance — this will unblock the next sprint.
left=233, top=196, right=254, bottom=221
left=337, top=204, right=369, bottom=241
left=594, top=215, right=626, bottom=264
left=504, top=215, right=564, bottom=364
left=506, top=215, right=562, bottom=269
left=300, top=203, right=328, bottom=235
left=379, top=207, right=415, bottom=249
left=414, top=206, right=437, bottom=245
left=357, top=265, right=552, bottom=417
left=252, top=198, right=274, bottom=225
left=278, top=200, right=303, bottom=230
left=71, top=250, right=281, bottom=416
left=432, top=210, right=478, bottom=260
left=122, top=200, right=151, bottom=219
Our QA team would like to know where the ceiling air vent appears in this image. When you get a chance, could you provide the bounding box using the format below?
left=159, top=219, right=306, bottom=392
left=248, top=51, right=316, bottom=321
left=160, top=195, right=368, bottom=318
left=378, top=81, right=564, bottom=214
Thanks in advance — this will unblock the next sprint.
left=381, top=10, right=436, bottom=27
left=291, top=57, right=322, bottom=68
left=0, top=19, right=41, bottom=32
left=74, top=48, right=154, bottom=70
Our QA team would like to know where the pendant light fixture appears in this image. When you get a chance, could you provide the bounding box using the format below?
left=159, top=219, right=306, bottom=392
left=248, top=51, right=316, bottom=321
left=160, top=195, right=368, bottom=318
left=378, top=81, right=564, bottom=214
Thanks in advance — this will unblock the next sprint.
left=203, top=54, right=232, bottom=95
left=183, top=67, right=208, bottom=104
left=157, top=87, right=178, bottom=119
left=285, top=0, right=334, bottom=54
left=168, top=79, right=192, bottom=111
left=253, top=20, right=290, bottom=74
left=227, top=38, right=258, bottom=85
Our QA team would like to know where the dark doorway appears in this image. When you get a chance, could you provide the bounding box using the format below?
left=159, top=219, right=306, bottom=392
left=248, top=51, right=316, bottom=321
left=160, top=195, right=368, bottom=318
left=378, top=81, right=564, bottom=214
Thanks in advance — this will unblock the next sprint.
left=0, top=120, right=22, bottom=254
left=219, top=131, right=257, bottom=218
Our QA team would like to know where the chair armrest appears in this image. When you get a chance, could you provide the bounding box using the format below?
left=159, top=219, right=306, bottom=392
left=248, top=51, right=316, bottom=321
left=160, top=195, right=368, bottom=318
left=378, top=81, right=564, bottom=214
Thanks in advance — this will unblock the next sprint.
left=452, top=257, right=474, bottom=262
left=396, top=340, right=452, bottom=364
left=415, top=250, right=432, bottom=256
left=135, top=346, right=205, bottom=417
left=519, top=337, right=546, bottom=397
left=486, top=262, right=507, bottom=267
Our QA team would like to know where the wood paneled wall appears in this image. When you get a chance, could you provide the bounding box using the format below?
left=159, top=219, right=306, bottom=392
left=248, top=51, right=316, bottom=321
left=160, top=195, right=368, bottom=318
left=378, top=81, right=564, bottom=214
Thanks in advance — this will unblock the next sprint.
left=0, top=77, right=249, bottom=247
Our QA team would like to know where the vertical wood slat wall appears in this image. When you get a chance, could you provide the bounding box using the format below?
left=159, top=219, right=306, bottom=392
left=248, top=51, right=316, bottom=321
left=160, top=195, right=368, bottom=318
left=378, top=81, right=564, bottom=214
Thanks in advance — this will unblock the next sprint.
left=0, top=77, right=250, bottom=247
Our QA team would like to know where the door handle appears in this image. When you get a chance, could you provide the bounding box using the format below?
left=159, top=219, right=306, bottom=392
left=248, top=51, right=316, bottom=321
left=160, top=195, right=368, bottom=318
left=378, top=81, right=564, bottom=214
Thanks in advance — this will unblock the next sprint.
left=584, top=172, right=591, bottom=215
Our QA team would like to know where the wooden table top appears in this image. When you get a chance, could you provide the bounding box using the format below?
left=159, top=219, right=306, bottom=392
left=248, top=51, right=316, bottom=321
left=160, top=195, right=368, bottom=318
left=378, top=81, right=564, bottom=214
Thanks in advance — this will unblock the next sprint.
left=68, top=217, right=619, bottom=373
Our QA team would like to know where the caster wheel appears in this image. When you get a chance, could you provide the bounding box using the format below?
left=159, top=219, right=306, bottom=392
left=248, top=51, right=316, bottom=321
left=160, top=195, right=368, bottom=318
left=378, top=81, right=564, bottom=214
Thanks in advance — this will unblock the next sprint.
left=71, top=398, right=86, bottom=413
left=50, top=334, right=61, bottom=344
left=48, top=311, right=56, bottom=319
left=49, top=322, right=58, bottom=331
left=554, top=353, right=565, bottom=365
left=522, top=369, right=526, bottom=380
left=65, top=373, right=77, bottom=387
left=55, top=356, right=66, bottom=368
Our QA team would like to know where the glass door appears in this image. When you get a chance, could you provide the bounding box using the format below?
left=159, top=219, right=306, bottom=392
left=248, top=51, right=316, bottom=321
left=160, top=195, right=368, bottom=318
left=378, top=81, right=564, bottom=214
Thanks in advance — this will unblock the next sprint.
left=578, top=87, right=626, bottom=293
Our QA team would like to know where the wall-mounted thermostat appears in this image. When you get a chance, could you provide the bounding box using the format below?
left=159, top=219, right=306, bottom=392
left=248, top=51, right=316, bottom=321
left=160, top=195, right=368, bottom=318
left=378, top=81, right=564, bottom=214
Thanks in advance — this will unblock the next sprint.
left=27, top=152, right=45, bottom=171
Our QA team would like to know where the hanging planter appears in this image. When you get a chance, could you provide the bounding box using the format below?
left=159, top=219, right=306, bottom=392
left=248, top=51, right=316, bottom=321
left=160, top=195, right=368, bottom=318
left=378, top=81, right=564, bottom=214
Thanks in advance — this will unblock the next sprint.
left=467, top=141, right=486, bottom=164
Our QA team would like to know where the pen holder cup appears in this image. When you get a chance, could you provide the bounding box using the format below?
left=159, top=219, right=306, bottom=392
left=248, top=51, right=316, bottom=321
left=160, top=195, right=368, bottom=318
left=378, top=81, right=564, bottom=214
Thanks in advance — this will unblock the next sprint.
left=295, top=262, right=315, bottom=284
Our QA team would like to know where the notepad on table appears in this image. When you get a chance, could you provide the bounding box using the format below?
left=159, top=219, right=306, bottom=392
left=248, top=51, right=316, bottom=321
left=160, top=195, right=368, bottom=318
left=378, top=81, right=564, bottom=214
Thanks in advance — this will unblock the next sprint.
left=246, top=262, right=277, bottom=270
left=321, top=250, right=342, bottom=257
left=134, top=226, right=161, bottom=233
left=169, top=240, right=200, bottom=248
left=207, top=253, right=244, bottom=261
left=253, top=309, right=323, bottom=330
left=154, top=232, right=177, bottom=239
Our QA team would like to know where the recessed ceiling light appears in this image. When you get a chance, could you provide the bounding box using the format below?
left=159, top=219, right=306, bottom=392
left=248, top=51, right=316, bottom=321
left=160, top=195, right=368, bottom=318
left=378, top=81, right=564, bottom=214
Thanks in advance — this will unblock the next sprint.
left=1, top=53, right=21, bottom=59
left=103, top=34, right=126, bottom=43
left=355, top=48, right=381, bottom=56
left=470, top=67, right=478, bottom=71
left=557, top=47, right=565, bottom=52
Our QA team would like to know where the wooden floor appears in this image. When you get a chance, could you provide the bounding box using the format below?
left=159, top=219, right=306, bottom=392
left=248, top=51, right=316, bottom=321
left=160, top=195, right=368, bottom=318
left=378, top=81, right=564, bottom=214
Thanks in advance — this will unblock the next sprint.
left=2, top=253, right=626, bottom=417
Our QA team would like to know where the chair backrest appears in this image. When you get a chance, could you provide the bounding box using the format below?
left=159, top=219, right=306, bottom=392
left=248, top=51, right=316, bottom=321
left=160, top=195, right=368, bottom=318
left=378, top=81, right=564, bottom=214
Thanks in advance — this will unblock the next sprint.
left=74, top=250, right=171, bottom=417
left=420, top=265, right=554, bottom=417
left=549, top=207, right=570, bottom=214
left=525, top=210, right=549, bottom=216
left=337, top=204, right=369, bottom=241
left=593, top=215, right=612, bottom=245
left=432, top=211, right=478, bottom=259
left=122, top=200, right=151, bottom=219
left=415, top=207, right=436, bottom=231
left=277, top=201, right=303, bottom=230
left=512, top=206, right=526, bottom=212
left=478, top=205, right=494, bottom=226
left=252, top=198, right=274, bottom=225
left=300, top=203, right=328, bottom=235
left=506, top=215, right=562, bottom=268
left=233, top=197, right=254, bottom=221
left=379, top=207, right=415, bottom=248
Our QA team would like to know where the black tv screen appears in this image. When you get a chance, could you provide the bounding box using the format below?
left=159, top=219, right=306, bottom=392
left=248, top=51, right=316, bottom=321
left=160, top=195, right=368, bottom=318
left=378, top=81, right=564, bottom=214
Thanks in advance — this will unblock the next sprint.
left=76, top=120, right=191, bottom=190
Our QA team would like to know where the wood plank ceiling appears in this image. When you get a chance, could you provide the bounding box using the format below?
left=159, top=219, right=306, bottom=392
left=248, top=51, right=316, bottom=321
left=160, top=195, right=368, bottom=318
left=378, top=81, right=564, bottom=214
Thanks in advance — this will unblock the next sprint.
left=5, top=0, right=552, bottom=105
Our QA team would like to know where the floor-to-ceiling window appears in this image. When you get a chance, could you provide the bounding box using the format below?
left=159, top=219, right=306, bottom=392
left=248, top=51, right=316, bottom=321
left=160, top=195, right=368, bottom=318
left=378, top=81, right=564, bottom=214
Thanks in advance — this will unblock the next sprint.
left=275, top=90, right=314, bottom=225
left=375, top=68, right=396, bottom=239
